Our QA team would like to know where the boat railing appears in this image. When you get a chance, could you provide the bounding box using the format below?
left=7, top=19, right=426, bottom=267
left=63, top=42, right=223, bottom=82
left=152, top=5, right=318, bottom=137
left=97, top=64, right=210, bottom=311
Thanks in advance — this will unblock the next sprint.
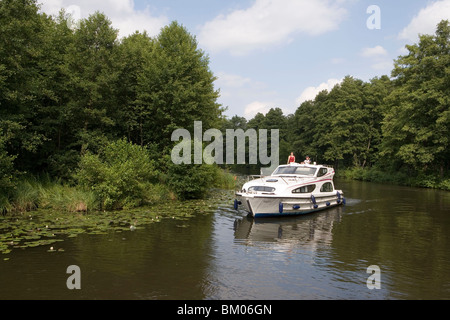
left=248, top=175, right=264, bottom=181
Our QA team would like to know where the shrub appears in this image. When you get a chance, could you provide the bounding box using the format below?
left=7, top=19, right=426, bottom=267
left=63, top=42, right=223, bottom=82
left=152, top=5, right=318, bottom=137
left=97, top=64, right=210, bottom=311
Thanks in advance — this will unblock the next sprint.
left=438, top=179, right=450, bottom=191
left=75, top=139, right=159, bottom=210
left=0, top=136, right=16, bottom=212
left=165, top=155, right=218, bottom=200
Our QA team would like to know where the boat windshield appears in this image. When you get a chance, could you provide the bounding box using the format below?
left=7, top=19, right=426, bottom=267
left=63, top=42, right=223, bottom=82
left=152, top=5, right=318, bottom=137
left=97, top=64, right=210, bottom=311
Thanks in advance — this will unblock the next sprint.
left=272, top=166, right=317, bottom=176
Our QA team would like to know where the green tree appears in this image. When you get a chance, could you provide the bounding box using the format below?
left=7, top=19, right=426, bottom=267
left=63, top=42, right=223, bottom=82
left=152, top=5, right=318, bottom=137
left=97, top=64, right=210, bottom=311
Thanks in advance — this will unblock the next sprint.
left=166, top=160, right=218, bottom=200
left=362, top=75, right=392, bottom=168
left=115, top=32, right=154, bottom=146
left=221, top=115, right=250, bottom=174
left=33, top=11, right=78, bottom=177
left=318, top=76, right=366, bottom=166
left=0, top=0, right=49, bottom=172
left=0, top=132, right=16, bottom=211
left=291, top=76, right=389, bottom=169
left=291, top=99, right=322, bottom=163
left=225, top=115, right=248, bottom=131
left=136, top=21, right=223, bottom=150
left=382, top=20, right=450, bottom=176
left=64, top=12, right=120, bottom=156
left=262, top=108, right=289, bottom=165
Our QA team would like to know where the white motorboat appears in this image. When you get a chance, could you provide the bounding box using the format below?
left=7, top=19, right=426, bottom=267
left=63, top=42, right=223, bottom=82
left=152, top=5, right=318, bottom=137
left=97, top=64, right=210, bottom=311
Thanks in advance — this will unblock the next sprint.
left=234, top=163, right=345, bottom=218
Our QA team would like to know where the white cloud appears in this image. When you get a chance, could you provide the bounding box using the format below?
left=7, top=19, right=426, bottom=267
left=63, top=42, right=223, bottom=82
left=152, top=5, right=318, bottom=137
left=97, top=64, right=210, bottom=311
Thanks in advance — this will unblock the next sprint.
left=360, top=45, right=388, bottom=58
left=40, top=0, right=64, bottom=14
left=360, top=46, right=392, bottom=71
left=198, top=0, right=348, bottom=55
left=38, top=0, right=169, bottom=38
left=399, top=0, right=450, bottom=42
left=216, top=72, right=252, bottom=89
left=296, top=78, right=342, bottom=105
left=244, top=101, right=274, bottom=118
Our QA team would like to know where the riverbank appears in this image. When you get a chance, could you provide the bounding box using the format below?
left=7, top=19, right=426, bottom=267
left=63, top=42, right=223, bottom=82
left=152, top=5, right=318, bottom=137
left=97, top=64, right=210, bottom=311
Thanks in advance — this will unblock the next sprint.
left=337, top=167, right=450, bottom=191
left=0, top=168, right=238, bottom=215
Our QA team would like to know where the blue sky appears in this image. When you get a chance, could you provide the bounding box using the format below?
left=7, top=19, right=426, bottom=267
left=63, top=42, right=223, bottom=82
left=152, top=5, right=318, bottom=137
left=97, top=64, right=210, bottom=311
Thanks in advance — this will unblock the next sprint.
left=39, top=0, right=450, bottom=119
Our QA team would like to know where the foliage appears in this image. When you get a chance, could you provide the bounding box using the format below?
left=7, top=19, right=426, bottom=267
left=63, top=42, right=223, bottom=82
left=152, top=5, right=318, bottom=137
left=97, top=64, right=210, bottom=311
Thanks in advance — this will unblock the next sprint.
left=0, top=130, right=17, bottom=212
left=3, top=174, right=97, bottom=213
left=165, top=154, right=220, bottom=200
left=381, top=20, right=450, bottom=176
left=0, top=1, right=225, bottom=212
left=114, top=31, right=154, bottom=146
left=213, top=169, right=239, bottom=190
left=289, top=76, right=390, bottom=169
left=1, top=0, right=448, bottom=218
left=0, top=135, right=15, bottom=187
left=136, top=21, right=224, bottom=150
left=222, top=20, right=449, bottom=189
left=75, top=139, right=159, bottom=210
left=0, top=0, right=49, bottom=172
left=65, top=12, right=120, bottom=155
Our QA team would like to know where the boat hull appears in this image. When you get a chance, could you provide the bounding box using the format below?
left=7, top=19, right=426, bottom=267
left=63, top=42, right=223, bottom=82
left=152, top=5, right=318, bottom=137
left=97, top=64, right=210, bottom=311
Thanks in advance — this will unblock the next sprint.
left=236, top=193, right=344, bottom=218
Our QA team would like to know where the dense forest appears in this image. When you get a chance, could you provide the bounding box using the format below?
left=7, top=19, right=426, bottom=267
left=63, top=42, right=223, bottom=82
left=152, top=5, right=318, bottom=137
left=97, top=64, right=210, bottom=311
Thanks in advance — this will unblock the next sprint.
left=223, top=20, right=450, bottom=191
left=0, top=0, right=449, bottom=213
left=0, top=0, right=228, bottom=212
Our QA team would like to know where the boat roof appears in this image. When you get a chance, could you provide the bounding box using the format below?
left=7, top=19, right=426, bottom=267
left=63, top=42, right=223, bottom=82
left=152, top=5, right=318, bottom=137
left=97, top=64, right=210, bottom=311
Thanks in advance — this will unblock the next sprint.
left=270, top=163, right=334, bottom=177
left=278, top=163, right=331, bottom=168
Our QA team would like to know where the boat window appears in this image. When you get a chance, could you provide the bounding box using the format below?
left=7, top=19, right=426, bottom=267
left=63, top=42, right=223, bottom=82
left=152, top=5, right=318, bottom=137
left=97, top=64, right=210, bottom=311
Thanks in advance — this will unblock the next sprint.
left=272, top=166, right=296, bottom=175
left=273, top=166, right=316, bottom=176
left=292, top=184, right=316, bottom=194
left=317, top=168, right=328, bottom=177
left=248, top=186, right=276, bottom=192
left=320, top=182, right=334, bottom=192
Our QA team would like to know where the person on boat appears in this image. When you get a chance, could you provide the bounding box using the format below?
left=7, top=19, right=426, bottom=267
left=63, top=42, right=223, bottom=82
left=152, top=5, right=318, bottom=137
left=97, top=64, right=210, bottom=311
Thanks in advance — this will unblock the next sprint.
left=304, top=156, right=311, bottom=164
left=287, top=152, right=296, bottom=164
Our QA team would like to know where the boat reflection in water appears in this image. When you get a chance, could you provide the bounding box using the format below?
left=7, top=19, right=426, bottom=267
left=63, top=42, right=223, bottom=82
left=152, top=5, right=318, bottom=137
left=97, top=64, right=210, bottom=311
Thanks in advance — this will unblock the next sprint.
left=233, top=206, right=343, bottom=250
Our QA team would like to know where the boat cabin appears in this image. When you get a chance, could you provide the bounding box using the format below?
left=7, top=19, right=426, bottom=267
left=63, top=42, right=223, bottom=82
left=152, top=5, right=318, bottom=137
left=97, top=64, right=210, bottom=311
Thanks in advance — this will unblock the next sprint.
left=271, top=163, right=333, bottom=178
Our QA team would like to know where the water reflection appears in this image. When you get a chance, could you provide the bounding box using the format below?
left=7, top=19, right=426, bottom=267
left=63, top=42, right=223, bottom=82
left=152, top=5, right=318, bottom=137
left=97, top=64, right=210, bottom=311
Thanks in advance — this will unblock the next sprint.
left=204, top=207, right=355, bottom=300
left=2, top=182, right=450, bottom=300
left=233, top=209, right=343, bottom=250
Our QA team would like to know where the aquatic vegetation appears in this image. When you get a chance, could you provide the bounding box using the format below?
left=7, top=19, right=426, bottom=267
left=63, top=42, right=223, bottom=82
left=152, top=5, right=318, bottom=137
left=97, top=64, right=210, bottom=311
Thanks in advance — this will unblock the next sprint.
left=0, top=189, right=235, bottom=258
left=3, top=176, right=99, bottom=214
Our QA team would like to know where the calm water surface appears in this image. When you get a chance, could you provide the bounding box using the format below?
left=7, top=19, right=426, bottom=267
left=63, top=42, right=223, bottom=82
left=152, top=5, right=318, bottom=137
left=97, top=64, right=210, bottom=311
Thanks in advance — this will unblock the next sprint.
left=1, top=179, right=450, bottom=300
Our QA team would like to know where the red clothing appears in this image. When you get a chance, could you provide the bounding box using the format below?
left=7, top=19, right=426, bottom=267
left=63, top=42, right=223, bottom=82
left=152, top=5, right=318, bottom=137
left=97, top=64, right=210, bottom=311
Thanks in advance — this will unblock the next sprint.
left=288, top=156, right=295, bottom=163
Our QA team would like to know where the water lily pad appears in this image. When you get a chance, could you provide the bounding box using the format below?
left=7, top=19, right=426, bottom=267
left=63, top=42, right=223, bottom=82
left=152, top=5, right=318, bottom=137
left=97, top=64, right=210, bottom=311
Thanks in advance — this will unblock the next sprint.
left=0, top=189, right=231, bottom=255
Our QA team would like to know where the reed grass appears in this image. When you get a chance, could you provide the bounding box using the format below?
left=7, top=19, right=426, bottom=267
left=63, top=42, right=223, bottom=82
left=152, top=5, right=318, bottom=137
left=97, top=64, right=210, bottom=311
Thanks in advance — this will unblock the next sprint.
left=213, top=168, right=240, bottom=190
left=4, top=175, right=98, bottom=214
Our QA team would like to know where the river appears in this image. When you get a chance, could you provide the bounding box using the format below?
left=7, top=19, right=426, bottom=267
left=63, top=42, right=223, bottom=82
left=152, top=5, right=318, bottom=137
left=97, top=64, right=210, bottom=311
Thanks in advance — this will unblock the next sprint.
left=1, top=179, right=449, bottom=300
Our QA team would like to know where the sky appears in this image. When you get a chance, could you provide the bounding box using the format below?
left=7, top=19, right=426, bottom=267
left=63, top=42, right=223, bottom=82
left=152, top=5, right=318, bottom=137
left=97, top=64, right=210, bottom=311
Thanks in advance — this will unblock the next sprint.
left=39, top=0, right=450, bottom=119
